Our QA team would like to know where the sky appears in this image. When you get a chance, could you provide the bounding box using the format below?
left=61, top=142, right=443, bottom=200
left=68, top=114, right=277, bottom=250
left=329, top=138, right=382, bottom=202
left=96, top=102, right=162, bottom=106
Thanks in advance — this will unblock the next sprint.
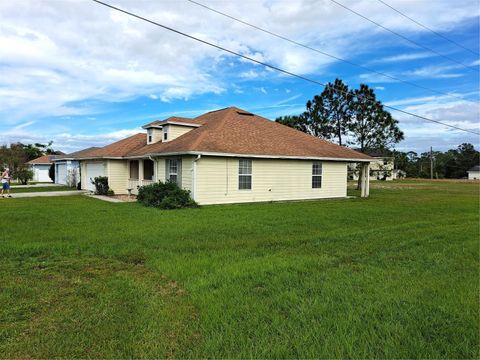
left=0, top=0, right=479, bottom=154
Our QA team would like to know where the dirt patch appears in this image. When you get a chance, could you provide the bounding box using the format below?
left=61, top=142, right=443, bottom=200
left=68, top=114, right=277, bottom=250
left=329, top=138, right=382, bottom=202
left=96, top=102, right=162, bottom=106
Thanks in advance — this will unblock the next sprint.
left=111, top=194, right=137, bottom=202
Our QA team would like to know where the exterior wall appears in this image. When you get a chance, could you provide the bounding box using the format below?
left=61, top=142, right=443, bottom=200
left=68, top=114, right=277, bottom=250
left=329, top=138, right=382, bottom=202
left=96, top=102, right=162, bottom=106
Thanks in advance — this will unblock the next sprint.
left=80, top=160, right=106, bottom=191
left=154, top=156, right=193, bottom=191
left=147, top=128, right=163, bottom=144
left=194, top=156, right=348, bottom=205
left=164, top=125, right=194, bottom=142
left=468, top=171, right=480, bottom=180
left=32, top=164, right=52, bottom=182
left=107, top=160, right=128, bottom=194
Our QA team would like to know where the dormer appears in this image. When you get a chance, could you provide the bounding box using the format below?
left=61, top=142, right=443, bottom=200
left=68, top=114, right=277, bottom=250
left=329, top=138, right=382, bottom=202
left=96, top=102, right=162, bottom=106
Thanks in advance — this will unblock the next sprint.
left=142, top=117, right=201, bottom=144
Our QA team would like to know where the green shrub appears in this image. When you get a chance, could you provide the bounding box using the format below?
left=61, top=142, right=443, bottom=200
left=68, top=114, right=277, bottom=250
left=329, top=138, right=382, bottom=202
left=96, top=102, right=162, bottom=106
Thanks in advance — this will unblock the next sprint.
left=137, top=181, right=197, bottom=209
left=14, top=167, right=34, bottom=185
left=91, top=176, right=109, bottom=195
left=107, top=189, right=115, bottom=196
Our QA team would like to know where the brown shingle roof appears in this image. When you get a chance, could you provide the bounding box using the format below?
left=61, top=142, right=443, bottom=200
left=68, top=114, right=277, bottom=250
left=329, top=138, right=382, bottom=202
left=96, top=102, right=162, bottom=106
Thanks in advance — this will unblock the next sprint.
left=130, top=107, right=372, bottom=161
left=76, top=133, right=146, bottom=159
left=27, top=155, right=58, bottom=164
left=55, top=147, right=100, bottom=160
left=74, top=107, right=372, bottom=161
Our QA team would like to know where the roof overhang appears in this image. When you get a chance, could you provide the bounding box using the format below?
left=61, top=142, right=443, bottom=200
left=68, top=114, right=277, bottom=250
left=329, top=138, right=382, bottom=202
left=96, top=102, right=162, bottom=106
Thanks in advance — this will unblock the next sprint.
left=124, top=151, right=372, bottom=162
left=142, top=121, right=201, bottom=129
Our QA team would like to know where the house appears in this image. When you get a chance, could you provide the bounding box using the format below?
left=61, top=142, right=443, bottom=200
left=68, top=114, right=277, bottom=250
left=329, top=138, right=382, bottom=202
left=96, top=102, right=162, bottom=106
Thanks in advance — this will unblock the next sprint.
left=467, top=165, right=480, bottom=180
left=348, top=150, right=395, bottom=181
left=53, top=147, right=99, bottom=186
left=26, top=155, right=59, bottom=182
left=72, top=107, right=373, bottom=204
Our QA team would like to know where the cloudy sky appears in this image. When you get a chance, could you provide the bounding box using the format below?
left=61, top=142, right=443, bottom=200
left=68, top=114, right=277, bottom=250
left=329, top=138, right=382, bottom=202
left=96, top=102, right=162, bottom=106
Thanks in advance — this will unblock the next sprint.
left=0, top=0, right=479, bottom=153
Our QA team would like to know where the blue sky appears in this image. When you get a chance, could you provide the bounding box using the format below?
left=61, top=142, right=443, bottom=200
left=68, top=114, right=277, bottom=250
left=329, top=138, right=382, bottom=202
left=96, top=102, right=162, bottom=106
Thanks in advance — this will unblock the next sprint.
left=0, top=0, right=478, bottom=154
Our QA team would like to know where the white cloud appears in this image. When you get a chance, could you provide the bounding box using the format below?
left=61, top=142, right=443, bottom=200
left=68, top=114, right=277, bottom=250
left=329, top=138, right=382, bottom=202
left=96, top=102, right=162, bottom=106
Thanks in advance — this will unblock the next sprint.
left=375, top=86, right=385, bottom=91
left=0, top=0, right=478, bottom=152
left=370, top=52, right=433, bottom=63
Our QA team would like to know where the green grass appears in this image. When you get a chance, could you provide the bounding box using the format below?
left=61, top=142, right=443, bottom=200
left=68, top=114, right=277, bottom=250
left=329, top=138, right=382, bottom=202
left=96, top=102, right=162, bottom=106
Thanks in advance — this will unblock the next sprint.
left=8, top=186, right=74, bottom=193
left=0, top=180, right=478, bottom=358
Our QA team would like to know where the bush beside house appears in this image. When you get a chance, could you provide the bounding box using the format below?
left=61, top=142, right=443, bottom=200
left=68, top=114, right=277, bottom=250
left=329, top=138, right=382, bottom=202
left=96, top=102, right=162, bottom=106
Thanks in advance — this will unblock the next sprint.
left=137, top=181, right=197, bottom=209
left=91, top=176, right=111, bottom=195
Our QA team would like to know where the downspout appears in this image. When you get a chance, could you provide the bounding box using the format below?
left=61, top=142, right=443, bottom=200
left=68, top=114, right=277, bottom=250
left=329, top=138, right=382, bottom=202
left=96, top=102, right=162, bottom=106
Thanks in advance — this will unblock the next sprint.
left=192, top=154, right=201, bottom=201
left=148, top=155, right=156, bottom=182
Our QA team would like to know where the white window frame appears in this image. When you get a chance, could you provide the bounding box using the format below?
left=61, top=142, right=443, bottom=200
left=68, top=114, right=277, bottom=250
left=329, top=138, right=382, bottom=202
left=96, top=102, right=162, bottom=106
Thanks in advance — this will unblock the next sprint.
left=163, top=126, right=169, bottom=141
left=166, top=158, right=181, bottom=185
left=238, top=159, right=252, bottom=190
left=312, top=161, right=322, bottom=189
left=147, top=129, right=153, bottom=144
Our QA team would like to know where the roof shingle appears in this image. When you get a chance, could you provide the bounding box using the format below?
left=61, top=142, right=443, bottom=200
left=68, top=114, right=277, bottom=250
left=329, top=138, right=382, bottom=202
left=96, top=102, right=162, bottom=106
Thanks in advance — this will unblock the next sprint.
left=73, top=107, right=372, bottom=161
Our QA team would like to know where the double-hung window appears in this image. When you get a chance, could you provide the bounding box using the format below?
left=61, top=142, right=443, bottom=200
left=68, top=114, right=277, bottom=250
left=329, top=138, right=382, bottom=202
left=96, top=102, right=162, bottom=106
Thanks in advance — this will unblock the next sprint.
left=238, top=159, right=252, bottom=190
left=312, top=161, right=322, bottom=188
left=166, top=159, right=181, bottom=185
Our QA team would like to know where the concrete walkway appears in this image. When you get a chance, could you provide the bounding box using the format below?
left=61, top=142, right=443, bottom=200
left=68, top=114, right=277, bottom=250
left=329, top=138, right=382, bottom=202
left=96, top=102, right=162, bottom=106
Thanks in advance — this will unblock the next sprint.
left=3, top=190, right=86, bottom=198
left=85, top=194, right=124, bottom=203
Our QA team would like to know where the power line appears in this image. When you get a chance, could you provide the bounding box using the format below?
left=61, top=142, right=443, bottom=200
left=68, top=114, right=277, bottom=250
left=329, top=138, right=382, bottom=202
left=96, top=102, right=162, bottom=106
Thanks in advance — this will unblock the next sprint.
left=329, top=0, right=479, bottom=73
left=91, top=0, right=480, bottom=136
left=377, top=0, right=479, bottom=56
left=187, top=0, right=476, bottom=103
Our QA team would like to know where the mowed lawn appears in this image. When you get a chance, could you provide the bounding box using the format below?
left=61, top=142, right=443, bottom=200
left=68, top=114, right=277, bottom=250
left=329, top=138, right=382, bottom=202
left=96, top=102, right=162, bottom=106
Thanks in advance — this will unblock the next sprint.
left=0, top=180, right=478, bottom=358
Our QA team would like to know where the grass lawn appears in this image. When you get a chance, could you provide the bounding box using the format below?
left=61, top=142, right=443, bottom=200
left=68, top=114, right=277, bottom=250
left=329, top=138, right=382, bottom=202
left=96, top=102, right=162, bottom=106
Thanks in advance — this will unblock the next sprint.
left=0, top=180, right=478, bottom=358
left=8, top=186, right=75, bottom=193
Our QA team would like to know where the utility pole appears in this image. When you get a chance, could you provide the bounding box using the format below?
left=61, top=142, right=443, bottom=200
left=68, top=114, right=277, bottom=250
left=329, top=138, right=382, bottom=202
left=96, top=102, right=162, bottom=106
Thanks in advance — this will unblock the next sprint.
left=430, top=146, right=433, bottom=180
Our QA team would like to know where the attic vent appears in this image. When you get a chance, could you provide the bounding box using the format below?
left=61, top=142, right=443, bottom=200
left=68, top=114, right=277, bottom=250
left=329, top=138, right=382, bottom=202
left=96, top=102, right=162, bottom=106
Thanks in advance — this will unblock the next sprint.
left=237, top=111, right=254, bottom=116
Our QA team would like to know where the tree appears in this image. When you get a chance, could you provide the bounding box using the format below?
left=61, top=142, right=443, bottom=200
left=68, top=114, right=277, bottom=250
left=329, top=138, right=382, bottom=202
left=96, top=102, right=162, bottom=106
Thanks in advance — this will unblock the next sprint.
left=275, top=115, right=306, bottom=133
left=49, top=163, right=55, bottom=182
left=276, top=79, right=353, bottom=144
left=350, top=84, right=404, bottom=152
left=15, top=167, right=34, bottom=185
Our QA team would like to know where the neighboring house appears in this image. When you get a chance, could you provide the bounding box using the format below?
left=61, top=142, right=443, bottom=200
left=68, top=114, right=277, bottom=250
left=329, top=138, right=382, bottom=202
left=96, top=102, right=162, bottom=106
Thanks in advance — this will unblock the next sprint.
left=348, top=150, right=395, bottom=181
left=26, top=155, right=59, bottom=182
left=72, top=107, right=373, bottom=204
left=467, top=165, right=480, bottom=180
left=53, top=147, right=99, bottom=186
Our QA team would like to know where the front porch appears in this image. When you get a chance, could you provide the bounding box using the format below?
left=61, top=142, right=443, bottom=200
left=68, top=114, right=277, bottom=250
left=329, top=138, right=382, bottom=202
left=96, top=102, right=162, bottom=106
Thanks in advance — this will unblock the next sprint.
left=128, top=158, right=156, bottom=195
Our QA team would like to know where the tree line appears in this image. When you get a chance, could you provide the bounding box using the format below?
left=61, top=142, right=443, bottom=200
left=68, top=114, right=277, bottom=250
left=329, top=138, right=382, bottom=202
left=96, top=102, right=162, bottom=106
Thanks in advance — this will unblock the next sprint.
left=394, top=143, right=479, bottom=179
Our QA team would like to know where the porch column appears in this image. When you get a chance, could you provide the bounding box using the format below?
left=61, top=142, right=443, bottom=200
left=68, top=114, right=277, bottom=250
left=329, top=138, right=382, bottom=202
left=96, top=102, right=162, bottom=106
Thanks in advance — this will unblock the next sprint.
left=139, top=159, right=144, bottom=185
left=360, top=163, right=370, bottom=198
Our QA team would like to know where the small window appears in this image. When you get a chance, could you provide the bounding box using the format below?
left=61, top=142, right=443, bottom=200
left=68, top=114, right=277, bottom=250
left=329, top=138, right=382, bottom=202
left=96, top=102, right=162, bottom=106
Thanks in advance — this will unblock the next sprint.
left=312, top=161, right=322, bottom=188
left=164, top=132, right=168, bottom=141
left=383, top=160, right=388, bottom=166
left=147, top=129, right=153, bottom=143
left=144, top=159, right=154, bottom=180
left=130, top=160, right=139, bottom=180
left=166, top=159, right=181, bottom=185
left=238, top=159, right=252, bottom=190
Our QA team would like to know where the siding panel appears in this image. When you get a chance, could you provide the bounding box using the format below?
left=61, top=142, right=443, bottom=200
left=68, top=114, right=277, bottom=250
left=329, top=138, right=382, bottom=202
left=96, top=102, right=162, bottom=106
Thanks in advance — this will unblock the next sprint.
left=107, top=160, right=128, bottom=194
left=195, top=157, right=347, bottom=205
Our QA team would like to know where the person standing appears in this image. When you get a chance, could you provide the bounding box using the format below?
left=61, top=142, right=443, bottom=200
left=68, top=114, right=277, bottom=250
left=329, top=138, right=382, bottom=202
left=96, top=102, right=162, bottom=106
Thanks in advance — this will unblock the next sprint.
left=1, top=168, right=12, bottom=198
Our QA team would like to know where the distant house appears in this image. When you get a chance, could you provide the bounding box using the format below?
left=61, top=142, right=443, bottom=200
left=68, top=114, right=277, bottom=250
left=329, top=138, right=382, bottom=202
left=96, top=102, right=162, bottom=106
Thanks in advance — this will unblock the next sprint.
left=53, top=147, right=99, bottom=187
left=26, top=155, right=59, bottom=182
left=467, top=165, right=480, bottom=180
left=68, top=107, right=373, bottom=204
left=348, top=150, right=396, bottom=181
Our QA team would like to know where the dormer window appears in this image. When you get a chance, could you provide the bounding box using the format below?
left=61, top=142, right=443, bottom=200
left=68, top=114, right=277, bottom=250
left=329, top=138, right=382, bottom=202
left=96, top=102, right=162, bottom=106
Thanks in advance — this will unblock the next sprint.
left=147, top=129, right=153, bottom=144
left=163, top=126, right=169, bottom=141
